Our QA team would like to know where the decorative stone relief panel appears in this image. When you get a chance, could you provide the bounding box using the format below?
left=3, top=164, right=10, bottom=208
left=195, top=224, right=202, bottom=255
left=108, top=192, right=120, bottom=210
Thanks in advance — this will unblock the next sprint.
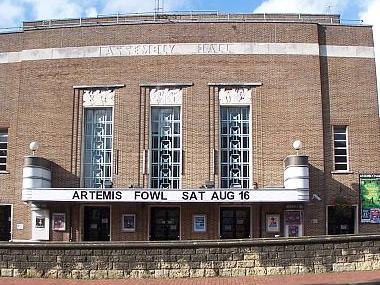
left=219, top=88, right=252, bottom=105
left=83, top=89, right=115, bottom=107
left=150, top=88, right=183, bottom=105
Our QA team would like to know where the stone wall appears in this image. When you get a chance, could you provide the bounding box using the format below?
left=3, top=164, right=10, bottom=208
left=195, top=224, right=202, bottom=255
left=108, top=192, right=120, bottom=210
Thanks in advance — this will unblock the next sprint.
left=1, top=234, right=380, bottom=279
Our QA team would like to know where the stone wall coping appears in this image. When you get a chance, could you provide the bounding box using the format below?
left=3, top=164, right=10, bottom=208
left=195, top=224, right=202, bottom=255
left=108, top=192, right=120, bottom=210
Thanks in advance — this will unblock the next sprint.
left=73, top=84, right=125, bottom=89
left=2, top=234, right=380, bottom=249
left=208, top=82, right=263, bottom=86
left=139, top=82, right=194, bottom=87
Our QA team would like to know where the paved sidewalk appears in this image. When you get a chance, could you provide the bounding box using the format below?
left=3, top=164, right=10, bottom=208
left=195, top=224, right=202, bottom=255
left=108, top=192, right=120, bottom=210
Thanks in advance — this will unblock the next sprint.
left=2, top=270, right=380, bottom=285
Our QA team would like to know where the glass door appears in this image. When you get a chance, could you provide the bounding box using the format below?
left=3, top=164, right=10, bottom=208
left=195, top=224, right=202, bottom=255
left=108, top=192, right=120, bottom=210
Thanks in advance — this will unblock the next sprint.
left=0, top=205, right=11, bottom=241
left=150, top=207, right=180, bottom=241
left=220, top=207, right=250, bottom=239
left=328, top=206, right=355, bottom=235
left=83, top=206, right=110, bottom=241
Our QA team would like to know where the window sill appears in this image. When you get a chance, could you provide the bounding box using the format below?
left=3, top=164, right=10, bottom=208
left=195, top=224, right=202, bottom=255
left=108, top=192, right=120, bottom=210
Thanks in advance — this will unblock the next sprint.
left=331, top=171, right=354, bottom=175
left=0, top=171, right=10, bottom=175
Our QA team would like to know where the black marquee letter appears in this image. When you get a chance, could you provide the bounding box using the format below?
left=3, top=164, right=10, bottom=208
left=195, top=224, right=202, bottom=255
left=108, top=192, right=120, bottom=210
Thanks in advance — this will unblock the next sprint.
left=72, top=191, right=80, bottom=200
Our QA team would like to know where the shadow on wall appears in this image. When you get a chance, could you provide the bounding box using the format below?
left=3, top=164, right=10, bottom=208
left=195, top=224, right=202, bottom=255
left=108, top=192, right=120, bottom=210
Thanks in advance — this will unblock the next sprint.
left=310, top=164, right=359, bottom=205
left=50, top=161, right=80, bottom=188
left=308, top=163, right=360, bottom=238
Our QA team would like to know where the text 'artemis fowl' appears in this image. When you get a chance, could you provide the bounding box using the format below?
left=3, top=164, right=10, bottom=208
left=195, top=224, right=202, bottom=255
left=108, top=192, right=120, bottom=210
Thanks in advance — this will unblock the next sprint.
left=71, top=190, right=250, bottom=202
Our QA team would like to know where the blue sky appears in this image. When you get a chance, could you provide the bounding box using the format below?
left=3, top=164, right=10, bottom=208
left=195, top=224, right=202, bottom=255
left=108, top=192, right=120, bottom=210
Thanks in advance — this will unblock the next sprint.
left=0, top=0, right=375, bottom=28
left=190, top=0, right=358, bottom=18
left=0, top=0, right=379, bottom=92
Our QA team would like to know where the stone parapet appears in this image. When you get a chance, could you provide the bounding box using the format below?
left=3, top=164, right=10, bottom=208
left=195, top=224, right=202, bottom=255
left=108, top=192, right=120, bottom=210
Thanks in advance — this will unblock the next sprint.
left=1, top=234, right=380, bottom=279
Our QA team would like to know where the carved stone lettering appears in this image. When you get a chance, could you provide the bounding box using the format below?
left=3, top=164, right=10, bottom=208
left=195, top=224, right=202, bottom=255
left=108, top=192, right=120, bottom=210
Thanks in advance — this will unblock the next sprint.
left=150, top=88, right=183, bottom=105
left=219, top=88, right=252, bottom=105
left=83, top=89, right=115, bottom=107
left=197, top=44, right=230, bottom=54
left=100, top=44, right=176, bottom=57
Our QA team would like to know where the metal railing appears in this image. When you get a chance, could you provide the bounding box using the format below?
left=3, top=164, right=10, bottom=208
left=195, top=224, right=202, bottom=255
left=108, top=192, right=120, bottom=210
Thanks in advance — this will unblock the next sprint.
left=0, top=26, right=23, bottom=34
left=0, top=11, right=364, bottom=34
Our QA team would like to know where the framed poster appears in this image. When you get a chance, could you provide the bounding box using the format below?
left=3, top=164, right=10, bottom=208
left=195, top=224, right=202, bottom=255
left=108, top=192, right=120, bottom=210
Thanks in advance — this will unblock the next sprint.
left=370, top=209, right=380, bottom=223
left=285, top=210, right=302, bottom=225
left=266, top=214, right=280, bottom=232
left=52, top=213, right=66, bottom=231
left=360, top=174, right=380, bottom=223
left=35, top=216, right=45, bottom=229
left=193, top=214, right=207, bottom=232
left=284, top=210, right=303, bottom=237
left=122, top=214, right=136, bottom=232
left=287, top=225, right=299, bottom=237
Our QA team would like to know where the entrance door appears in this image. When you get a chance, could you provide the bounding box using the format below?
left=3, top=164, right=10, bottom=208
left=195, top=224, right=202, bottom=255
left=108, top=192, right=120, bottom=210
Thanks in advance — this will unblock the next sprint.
left=83, top=206, right=110, bottom=241
left=328, top=206, right=356, bottom=235
left=220, top=207, right=250, bottom=239
left=0, top=205, right=11, bottom=241
left=150, top=207, right=180, bottom=241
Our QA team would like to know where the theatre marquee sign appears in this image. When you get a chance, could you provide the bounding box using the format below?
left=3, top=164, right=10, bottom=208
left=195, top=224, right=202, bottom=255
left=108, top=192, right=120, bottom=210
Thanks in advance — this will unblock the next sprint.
left=22, top=188, right=309, bottom=203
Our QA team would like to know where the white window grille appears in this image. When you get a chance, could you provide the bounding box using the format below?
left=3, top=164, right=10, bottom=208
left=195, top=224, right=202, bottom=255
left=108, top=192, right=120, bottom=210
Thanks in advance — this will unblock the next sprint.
left=220, top=107, right=250, bottom=188
left=150, top=107, right=181, bottom=189
left=83, top=108, right=113, bottom=188
left=0, top=130, right=8, bottom=171
left=333, top=126, right=349, bottom=171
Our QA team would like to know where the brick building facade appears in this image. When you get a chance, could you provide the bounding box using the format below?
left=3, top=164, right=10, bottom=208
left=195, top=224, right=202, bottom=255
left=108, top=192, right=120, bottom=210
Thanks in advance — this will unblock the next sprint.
left=0, top=13, right=379, bottom=242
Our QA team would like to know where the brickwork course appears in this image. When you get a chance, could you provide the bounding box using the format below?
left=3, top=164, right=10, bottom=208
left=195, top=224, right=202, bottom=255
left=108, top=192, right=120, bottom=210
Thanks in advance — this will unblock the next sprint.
left=0, top=12, right=379, bottom=245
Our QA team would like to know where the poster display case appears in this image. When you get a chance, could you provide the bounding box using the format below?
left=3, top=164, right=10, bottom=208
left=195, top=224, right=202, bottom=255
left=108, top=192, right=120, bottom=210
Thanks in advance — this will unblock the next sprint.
left=284, top=210, right=303, bottom=237
left=360, top=174, right=380, bottom=223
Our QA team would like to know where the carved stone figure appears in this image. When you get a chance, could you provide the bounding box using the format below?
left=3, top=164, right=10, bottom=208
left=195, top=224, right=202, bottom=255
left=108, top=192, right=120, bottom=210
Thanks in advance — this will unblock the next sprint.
left=219, top=88, right=252, bottom=105
left=83, top=89, right=115, bottom=107
left=150, top=88, right=183, bottom=105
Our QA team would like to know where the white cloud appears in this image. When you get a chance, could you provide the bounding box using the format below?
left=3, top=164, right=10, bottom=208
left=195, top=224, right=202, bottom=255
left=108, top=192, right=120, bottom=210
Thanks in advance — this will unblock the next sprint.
left=0, top=0, right=24, bottom=28
left=85, top=7, right=98, bottom=18
left=0, top=0, right=188, bottom=30
left=359, top=0, right=380, bottom=93
left=254, top=0, right=348, bottom=14
left=23, top=0, right=83, bottom=20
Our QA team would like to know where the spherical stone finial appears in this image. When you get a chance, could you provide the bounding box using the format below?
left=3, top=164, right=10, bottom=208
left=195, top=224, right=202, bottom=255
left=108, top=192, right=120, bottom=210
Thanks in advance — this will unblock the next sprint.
left=293, top=140, right=302, bottom=151
left=29, top=141, right=40, bottom=152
